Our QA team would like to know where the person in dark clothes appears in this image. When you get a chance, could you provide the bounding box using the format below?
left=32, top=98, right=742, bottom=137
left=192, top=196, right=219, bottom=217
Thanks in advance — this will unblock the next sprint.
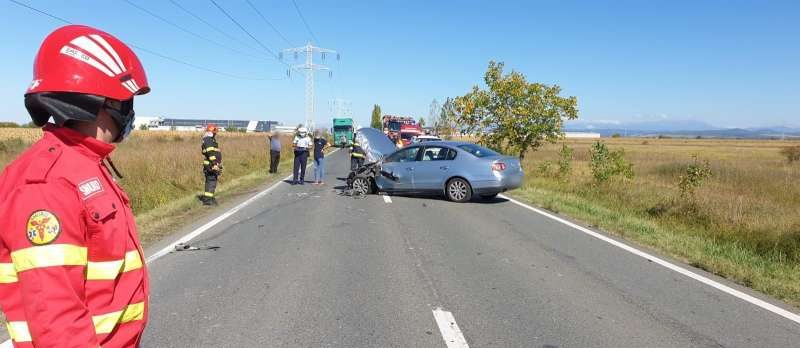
left=268, top=131, right=281, bottom=173
left=201, top=123, right=222, bottom=205
left=350, top=135, right=366, bottom=171
left=292, top=127, right=311, bottom=185
left=312, top=130, right=329, bottom=185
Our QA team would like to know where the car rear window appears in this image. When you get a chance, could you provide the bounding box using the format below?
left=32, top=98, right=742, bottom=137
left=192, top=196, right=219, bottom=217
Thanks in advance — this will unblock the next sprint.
left=457, top=144, right=500, bottom=158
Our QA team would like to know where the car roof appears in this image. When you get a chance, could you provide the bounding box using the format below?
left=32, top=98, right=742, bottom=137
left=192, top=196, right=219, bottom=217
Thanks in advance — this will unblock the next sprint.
left=407, top=140, right=472, bottom=147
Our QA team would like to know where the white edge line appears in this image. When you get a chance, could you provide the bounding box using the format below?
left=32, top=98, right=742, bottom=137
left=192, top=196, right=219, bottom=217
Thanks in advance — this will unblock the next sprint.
left=432, top=307, right=470, bottom=348
left=383, top=195, right=392, bottom=203
left=144, top=173, right=292, bottom=263
left=498, top=194, right=800, bottom=325
left=0, top=150, right=340, bottom=346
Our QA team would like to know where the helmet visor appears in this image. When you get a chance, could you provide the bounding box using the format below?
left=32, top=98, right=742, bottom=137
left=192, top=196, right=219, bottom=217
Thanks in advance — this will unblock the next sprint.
left=103, top=98, right=135, bottom=142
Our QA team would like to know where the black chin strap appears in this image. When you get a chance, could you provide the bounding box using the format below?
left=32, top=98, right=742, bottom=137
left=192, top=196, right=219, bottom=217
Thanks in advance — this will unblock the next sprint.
left=105, top=157, right=124, bottom=179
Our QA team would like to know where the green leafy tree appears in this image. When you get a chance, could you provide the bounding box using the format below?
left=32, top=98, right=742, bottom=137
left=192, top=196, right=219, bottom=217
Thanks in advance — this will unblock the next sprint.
left=439, top=97, right=458, bottom=139
left=428, top=99, right=440, bottom=130
left=453, top=61, right=578, bottom=160
left=418, top=117, right=425, bottom=127
left=370, top=104, right=382, bottom=128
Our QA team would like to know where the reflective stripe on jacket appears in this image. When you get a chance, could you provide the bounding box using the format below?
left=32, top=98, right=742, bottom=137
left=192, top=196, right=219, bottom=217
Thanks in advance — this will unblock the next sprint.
left=350, top=142, right=366, bottom=159
left=202, top=135, right=221, bottom=171
left=0, top=125, right=148, bottom=347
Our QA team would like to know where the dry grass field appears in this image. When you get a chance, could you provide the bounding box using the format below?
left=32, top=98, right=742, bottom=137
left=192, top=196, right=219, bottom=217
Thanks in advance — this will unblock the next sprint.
left=0, top=128, right=299, bottom=243
left=511, top=137, right=800, bottom=306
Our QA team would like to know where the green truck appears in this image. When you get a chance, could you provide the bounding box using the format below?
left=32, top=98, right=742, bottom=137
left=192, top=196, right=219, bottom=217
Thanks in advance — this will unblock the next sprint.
left=332, top=118, right=354, bottom=147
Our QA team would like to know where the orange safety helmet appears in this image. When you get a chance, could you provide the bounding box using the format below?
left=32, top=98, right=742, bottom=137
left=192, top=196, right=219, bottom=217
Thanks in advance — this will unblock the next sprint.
left=206, top=123, right=219, bottom=133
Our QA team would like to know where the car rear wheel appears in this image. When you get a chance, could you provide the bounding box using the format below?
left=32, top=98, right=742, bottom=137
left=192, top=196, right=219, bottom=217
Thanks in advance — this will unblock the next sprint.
left=352, top=177, right=372, bottom=195
left=446, top=178, right=472, bottom=203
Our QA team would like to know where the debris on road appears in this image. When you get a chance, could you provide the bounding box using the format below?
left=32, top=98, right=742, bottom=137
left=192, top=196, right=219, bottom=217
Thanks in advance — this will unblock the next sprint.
left=174, top=243, right=220, bottom=252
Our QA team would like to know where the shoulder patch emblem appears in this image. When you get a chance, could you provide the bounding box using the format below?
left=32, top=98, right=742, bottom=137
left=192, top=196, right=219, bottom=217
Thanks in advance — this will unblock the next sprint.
left=27, top=211, right=61, bottom=245
left=78, top=178, right=104, bottom=200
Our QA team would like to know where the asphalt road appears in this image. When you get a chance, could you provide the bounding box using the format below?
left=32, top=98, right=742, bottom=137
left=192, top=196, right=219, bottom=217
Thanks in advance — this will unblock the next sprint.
left=141, top=149, right=800, bottom=347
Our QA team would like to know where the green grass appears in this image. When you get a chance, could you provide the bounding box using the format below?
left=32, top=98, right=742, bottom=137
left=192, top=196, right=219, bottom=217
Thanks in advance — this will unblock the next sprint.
left=510, top=137, right=800, bottom=307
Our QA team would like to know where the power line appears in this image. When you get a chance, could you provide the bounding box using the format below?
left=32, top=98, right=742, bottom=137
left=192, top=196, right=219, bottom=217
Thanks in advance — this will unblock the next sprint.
left=122, top=0, right=274, bottom=61
left=167, top=0, right=268, bottom=55
left=208, top=0, right=287, bottom=66
left=7, top=0, right=286, bottom=81
left=8, top=0, right=70, bottom=24
left=129, top=45, right=286, bottom=81
left=290, top=0, right=321, bottom=45
left=245, top=0, right=293, bottom=46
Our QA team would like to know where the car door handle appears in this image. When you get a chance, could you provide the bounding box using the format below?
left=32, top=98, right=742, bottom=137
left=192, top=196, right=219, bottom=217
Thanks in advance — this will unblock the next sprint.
left=439, top=166, right=449, bottom=170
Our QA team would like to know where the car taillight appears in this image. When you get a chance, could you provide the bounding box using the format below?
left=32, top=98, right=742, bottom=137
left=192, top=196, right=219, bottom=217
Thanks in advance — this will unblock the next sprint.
left=492, top=162, right=506, bottom=171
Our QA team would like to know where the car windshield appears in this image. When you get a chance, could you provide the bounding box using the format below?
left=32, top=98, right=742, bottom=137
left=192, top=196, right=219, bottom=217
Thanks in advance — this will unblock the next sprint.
left=457, top=144, right=500, bottom=158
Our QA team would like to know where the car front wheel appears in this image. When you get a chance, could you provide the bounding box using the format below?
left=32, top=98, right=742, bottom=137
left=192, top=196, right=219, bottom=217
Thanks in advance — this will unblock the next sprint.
left=352, top=177, right=373, bottom=195
left=446, top=178, right=472, bottom=203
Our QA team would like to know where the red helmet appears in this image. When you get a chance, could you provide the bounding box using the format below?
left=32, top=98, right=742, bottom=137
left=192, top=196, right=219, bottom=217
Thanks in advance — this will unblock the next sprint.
left=206, top=123, right=218, bottom=133
left=25, top=25, right=150, bottom=139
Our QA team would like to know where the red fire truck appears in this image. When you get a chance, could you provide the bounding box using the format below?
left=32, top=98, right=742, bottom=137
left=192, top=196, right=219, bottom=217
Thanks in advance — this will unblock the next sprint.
left=399, top=123, right=423, bottom=146
left=382, top=115, right=415, bottom=141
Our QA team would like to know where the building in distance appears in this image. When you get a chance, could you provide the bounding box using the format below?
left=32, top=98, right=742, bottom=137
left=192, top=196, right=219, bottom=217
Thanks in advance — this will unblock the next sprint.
left=134, top=117, right=278, bottom=132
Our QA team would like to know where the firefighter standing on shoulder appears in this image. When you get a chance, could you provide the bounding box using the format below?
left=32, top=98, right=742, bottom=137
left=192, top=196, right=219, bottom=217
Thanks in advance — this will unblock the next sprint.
left=201, top=124, right=222, bottom=205
left=350, top=134, right=366, bottom=170
left=0, top=25, right=150, bottom=347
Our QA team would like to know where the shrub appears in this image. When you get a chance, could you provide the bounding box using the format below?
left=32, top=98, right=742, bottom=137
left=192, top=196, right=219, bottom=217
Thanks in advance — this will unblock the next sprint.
left=678, top=155, right=712, bottom=200
left=557, top=144, right=573, bottom=179
left=589, top=141, right=634, bottom=184
left=138, top=124, right=149, bottom=130
left=780, top=145, right=800, bottom=163
left=0, top=138, right=25, bottom=154
left=0, top=122, right=20, bottom=128
left=611, top=133, right=621, bottom=138
left=537, top=161, right=554, bottom=177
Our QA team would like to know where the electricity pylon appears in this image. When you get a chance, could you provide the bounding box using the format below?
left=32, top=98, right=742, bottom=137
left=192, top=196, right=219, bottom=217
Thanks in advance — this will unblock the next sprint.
left=282, top=42, right=339, bottom=130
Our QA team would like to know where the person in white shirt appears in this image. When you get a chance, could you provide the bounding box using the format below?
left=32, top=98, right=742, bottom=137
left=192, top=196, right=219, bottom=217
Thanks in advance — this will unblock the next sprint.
left=292, top=127, right=312, bottom=185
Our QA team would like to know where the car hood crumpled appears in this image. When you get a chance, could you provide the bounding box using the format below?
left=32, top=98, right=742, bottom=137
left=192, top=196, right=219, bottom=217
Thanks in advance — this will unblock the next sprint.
left=355, top=127, right=397, bottom=163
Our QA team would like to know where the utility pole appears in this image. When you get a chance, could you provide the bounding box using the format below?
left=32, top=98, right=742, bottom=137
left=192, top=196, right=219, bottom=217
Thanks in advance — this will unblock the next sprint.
left=282, top=42, right=339, bottom=131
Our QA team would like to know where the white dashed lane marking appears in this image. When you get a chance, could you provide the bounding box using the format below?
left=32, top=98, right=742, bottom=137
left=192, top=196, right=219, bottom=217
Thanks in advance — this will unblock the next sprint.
left=432, top=307, right=470, bottom=348
left=383, top=195, right=392, bottom=203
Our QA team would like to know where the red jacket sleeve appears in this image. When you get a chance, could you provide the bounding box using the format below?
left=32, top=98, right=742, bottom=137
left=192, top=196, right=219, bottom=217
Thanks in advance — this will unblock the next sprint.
left=3, top=179, right=99, bottom=347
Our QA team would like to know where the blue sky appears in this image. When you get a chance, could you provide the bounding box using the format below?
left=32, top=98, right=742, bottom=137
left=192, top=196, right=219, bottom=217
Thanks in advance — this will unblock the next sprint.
left=1, top=0, right=798, bottom=128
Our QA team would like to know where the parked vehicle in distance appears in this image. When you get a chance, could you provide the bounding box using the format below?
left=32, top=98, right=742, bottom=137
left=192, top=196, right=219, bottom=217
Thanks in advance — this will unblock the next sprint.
left=332, top=118, right=354, bottom=147
left=399, top=123, right=423, bottom=146
left=382, top=115, right=415, bottom=140
left=412, top=135, right=442, bottom=143
left=348, top=129, right=523, bottom=202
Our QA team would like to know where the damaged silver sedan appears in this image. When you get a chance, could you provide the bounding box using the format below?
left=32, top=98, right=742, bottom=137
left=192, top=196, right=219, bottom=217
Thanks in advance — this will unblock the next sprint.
left=347, top=128, right=524, bottom=202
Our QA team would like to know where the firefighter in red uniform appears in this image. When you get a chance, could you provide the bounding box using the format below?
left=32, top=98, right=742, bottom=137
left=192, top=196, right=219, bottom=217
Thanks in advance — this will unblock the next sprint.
left=0, top=25, right=150, bottom=347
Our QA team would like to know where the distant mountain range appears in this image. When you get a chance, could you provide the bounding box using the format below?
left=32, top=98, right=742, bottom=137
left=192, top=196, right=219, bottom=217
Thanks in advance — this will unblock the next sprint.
left=564, top=120, right=800, bottom=139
